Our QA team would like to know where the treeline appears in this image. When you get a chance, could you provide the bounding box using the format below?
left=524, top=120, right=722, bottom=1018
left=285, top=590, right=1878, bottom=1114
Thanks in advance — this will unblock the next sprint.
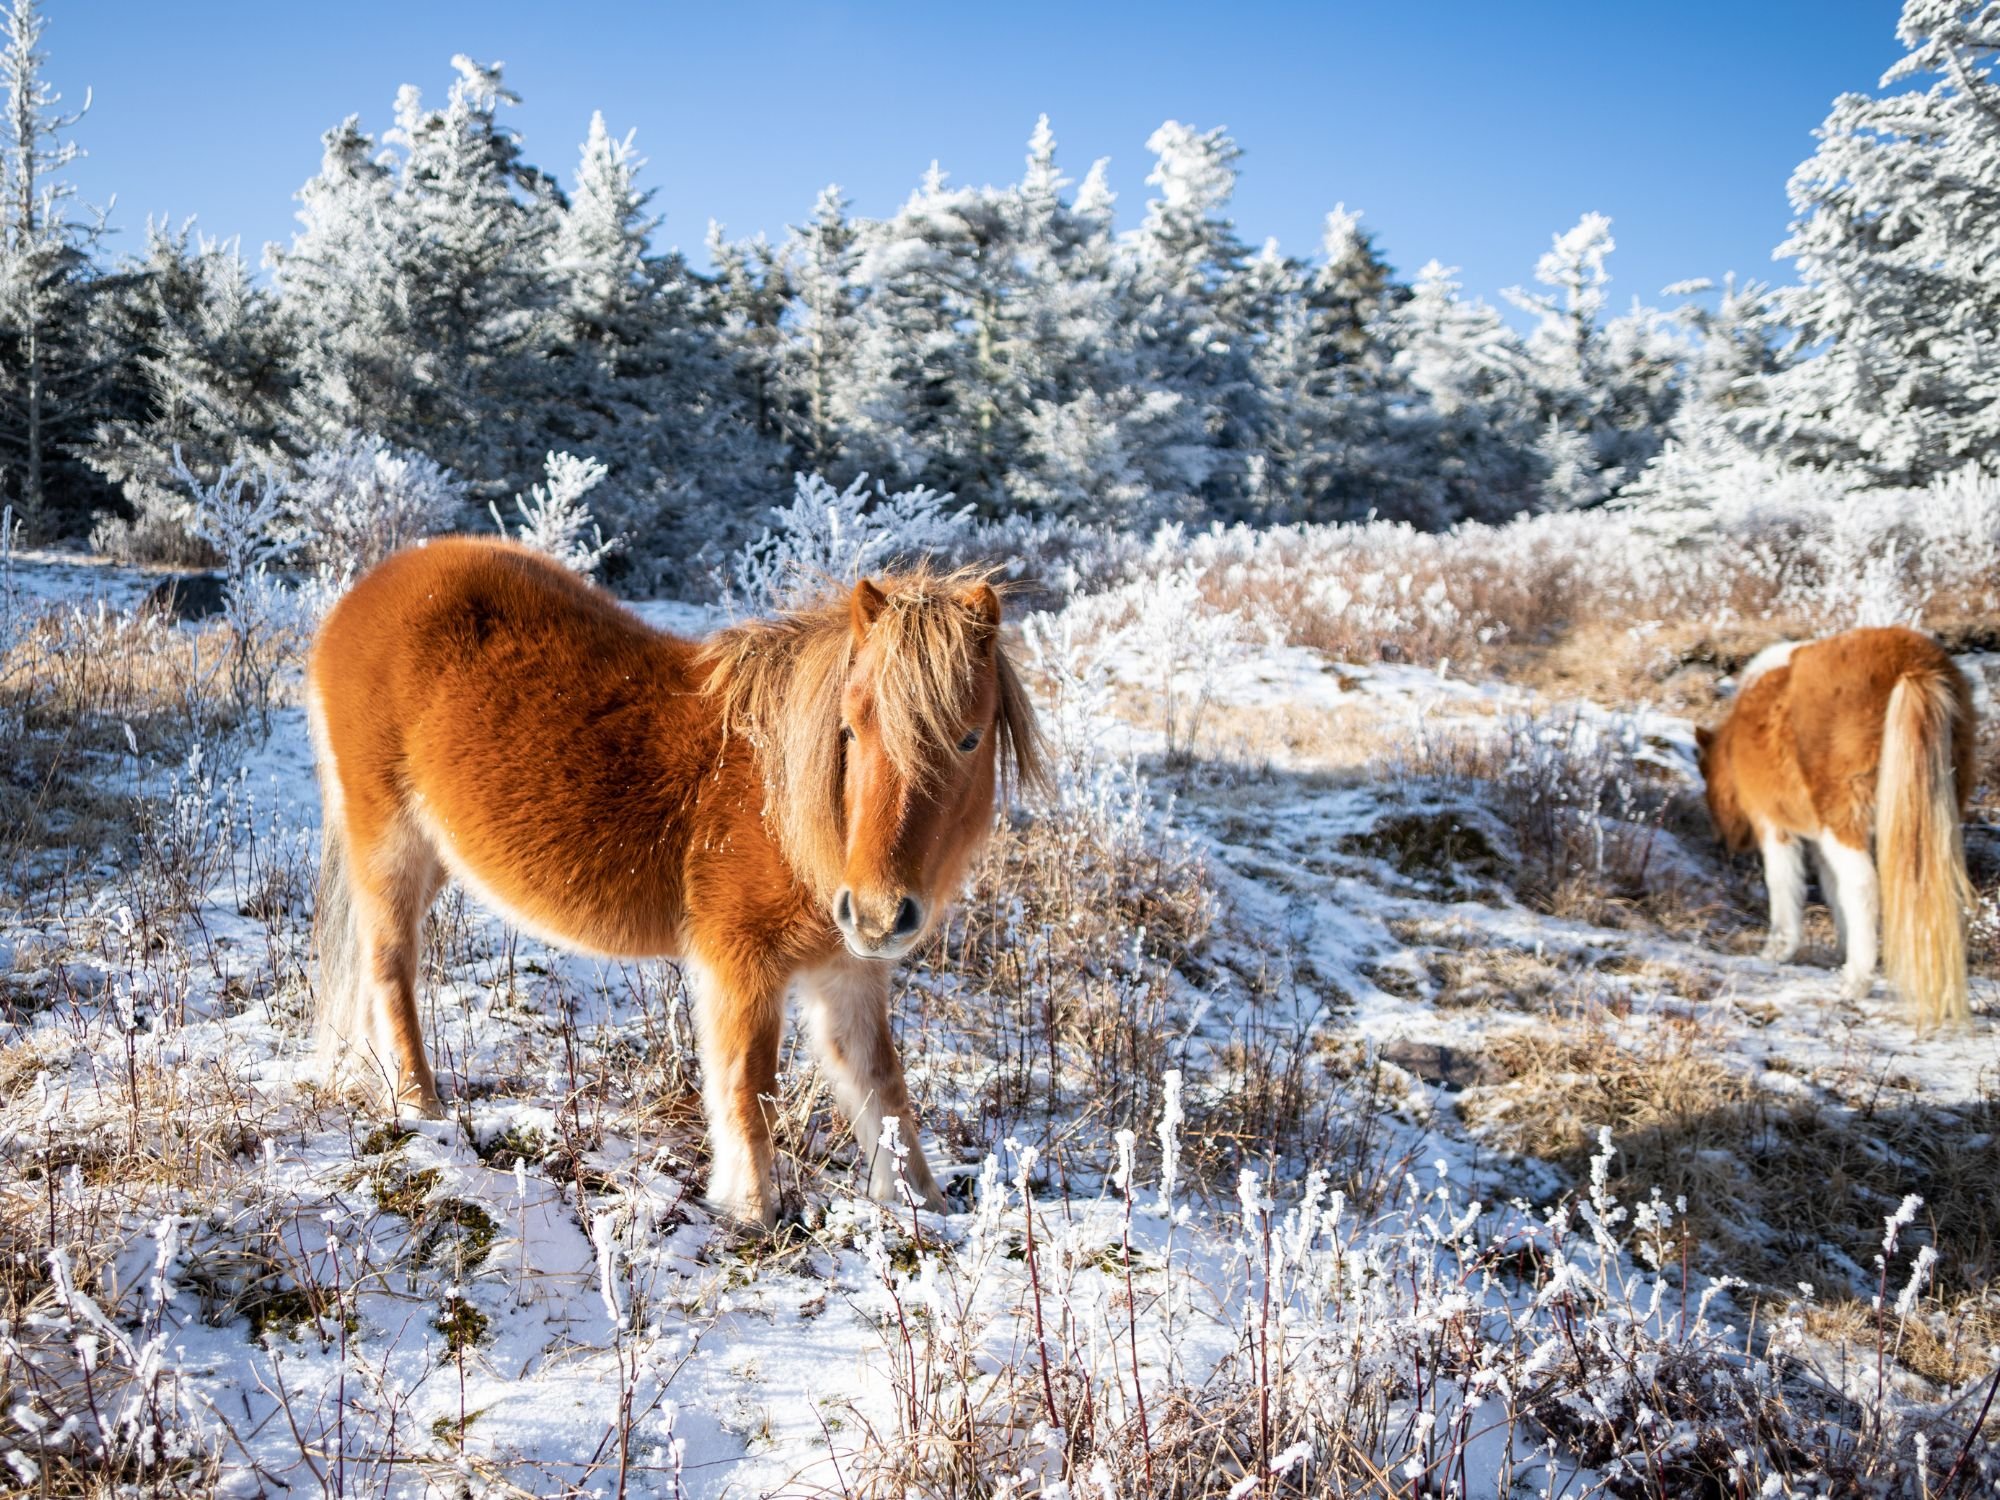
left=4, top=1, right=1997, bottom=581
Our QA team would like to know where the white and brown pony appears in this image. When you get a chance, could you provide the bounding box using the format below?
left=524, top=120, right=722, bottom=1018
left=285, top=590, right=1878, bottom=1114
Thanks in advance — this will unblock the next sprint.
left=1696, top=625, right=1976, bottom=1028
left=306, top=537, right=1043, bottom=1225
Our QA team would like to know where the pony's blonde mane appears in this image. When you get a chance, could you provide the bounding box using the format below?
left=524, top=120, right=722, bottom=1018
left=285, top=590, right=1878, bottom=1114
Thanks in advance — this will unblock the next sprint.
left=698, top=567, right=1047, bottom=900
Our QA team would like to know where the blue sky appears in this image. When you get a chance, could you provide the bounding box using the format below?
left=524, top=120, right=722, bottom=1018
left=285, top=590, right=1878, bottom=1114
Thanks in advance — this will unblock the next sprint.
left=56, top=2, right=1902, bottom=316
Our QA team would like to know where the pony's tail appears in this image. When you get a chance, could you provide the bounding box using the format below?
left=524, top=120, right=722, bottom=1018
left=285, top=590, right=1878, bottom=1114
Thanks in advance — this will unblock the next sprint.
left=313, top=805, right=367, bottom=1072
left=1877, top=668, right=1975, bottom=1029
left=310, top=724, right=367, bottom=1077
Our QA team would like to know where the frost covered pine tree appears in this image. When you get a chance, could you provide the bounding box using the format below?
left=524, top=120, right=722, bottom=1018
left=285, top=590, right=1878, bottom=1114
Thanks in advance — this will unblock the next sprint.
left=492, top=450, right=617, bottom=575
left=1748, top=0, right=2000, bottom=485
left=1249, top=204, right=1416, bottom=522
left=1618, top=273, right=1786, bottom=519
left=0, top=0, right=131, bottom=537
left=539, top=112, right=779, bottom=566
left=271, top=57, right=560, bottom=501
left=777, top=184, right=863, bottom=477
left=837, top=161, right=1021, bottom=510
left=1388, top=260, right=1542, bottom=524
left=1506, top=213, right=1681, bottom=508
left=1129, top=121, right=1267, bottom=518
left=88, top=223, right=291, bottom=559
left=1003, top=119, right=1204, bottom=523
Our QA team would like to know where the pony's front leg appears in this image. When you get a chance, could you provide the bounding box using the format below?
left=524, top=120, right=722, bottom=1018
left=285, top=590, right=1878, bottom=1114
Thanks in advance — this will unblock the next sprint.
left=798, top=959, right=948, bottom=1213
left=1818, top=836, right=1880, bottom=1000
left=1758, top=827, right=1805, bottom=964
left=688, top=958, right=785, bottom=1227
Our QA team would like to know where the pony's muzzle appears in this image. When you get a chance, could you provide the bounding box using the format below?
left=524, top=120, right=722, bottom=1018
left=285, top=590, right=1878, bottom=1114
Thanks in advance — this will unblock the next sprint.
left=834, top=887, right=925, bottom=958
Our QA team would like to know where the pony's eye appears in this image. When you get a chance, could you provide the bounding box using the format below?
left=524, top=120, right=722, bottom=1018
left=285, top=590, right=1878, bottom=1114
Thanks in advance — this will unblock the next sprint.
left=958, top=728, right=983, bottom=754
left=841, top=726, right=855, bottom=744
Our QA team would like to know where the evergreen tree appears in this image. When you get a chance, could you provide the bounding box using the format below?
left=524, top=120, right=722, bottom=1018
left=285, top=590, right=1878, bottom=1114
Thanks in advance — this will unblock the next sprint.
left=271, top=56, right=559, bottom=500
left=537, top=114, right=780, bottom=564
left=1506, top=213, right=1681, bottom=507
left=1389, top=260, right=1542, bottom=523
left=87, top=223, right=290, bottom=558
left=1619, top=274, right=1788, bottom=518
left=1749, top=0, right=2000, bottom=484
left=838, top=163, right=1019, bottom=510
left=705, top=222, right=789, bottom=462
left=1004, top=126, right=1198, bottom=522
left=777, top=184, right=862, bottom=476
left=1250, top=205, right=1416, bottom=521
left=1130, top=121, right=1265, bottom=517
left=0, top=0, right=129, bottom=537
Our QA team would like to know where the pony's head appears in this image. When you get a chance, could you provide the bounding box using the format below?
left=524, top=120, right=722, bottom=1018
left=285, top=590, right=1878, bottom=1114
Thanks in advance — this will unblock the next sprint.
left=702, top=568, right=1046, bottom=960
left=1694, top=722, right=1753, bottom=853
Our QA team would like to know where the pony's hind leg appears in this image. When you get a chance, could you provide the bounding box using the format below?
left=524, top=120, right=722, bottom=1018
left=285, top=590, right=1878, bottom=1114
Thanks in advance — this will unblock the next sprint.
left=798, top=959, right=947, bottom=1213
left=1758, top=827, right=1806, bottom=964
left=1818, top=835, right=1880, bottom=1001
left=1808, top=838, right=1846, bottom=952
left=348, top=815, right=447, bottom=1117
left=688, top=958, right=786, bottom=1228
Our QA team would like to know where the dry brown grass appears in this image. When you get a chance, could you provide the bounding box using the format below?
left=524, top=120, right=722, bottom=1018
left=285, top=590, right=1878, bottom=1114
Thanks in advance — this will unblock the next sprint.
left=0, top=599, right=272, bottom=884
left=1802, top=1299, right=1999, bottom=1392
left=1190, top=513, right=2000, bottom=719
left=1463, top=1015, right=2000, bottom=1320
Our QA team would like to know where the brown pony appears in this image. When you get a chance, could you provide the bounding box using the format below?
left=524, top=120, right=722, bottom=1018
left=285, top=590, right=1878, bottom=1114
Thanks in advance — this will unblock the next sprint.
left=306, top=537, right=1044, bottom=1225
left=1696, top=625, right=1976, bottom=1029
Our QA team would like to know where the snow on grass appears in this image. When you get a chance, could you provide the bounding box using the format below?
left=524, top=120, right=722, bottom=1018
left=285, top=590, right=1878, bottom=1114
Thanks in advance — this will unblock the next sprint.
left=1, top=539, right=1995, bottom=1497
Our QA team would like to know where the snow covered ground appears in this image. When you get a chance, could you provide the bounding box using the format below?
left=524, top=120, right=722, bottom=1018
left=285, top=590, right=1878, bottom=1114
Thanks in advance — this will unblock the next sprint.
left=1, top=555, right=1995, bottom=1498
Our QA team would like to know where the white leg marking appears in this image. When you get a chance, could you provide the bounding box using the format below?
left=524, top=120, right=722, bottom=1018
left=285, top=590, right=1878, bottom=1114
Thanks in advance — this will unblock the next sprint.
left=1759, top=827, right=1805, bottom=964
left=1820, top=836, right=1880, bottom=1001
left=798, top=959, right=947, bottom=1212
left=1807, top=838, right=1846, bottom=951
left=688, top=960, right=775, bottom=1226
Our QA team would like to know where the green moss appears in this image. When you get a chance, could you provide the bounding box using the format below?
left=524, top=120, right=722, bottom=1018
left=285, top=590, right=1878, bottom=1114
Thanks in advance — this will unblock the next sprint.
left=371, top=1164, right=442, bottom=1220
left=432, top=1407, right=487, bottom=1443
left=434, top=1294, right=489, bottom=1354
left=369, top=1160, right=497, bottom=1273
left=358, top=1122, right=413, bottom=1158
left=416, top=1198, right=499, bottom=1273
left=475, top=1123, right=548, bottom=1170
left=240, top=1283, right=356, bottom=1343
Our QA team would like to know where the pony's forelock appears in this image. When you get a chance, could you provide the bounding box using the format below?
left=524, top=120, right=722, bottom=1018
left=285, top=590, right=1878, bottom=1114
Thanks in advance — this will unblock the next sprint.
left=697, top=566, right=1047, bottom=900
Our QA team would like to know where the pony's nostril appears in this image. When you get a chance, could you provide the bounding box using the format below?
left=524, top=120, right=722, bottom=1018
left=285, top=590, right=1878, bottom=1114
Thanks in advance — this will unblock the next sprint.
left=835, top=889, right=855, bottom=929
left=893, top=896, right=923, bottom=938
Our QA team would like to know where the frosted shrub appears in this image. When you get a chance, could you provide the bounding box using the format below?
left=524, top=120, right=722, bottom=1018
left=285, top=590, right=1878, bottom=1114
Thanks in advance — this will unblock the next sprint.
left=1078, top=548, right=1258, bottom=763
left=732, top=471, right=972, bottom=609
left=0, top=1219, right=225, bottom=1490
left=849, top=1112, right=1977, bottom=1498
left=287, top=430, right=465, bottom=576
left=952, top=510, right=1141, bottom=606
left=491, top=450, right=619, bottom=576
left=171, top=450, right=307, bottom=725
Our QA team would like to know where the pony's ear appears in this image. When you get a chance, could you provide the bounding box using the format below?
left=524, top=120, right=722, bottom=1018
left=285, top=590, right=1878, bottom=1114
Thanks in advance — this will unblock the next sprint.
left=1695, top=725, right=1714, bottom=751
left=850, top=578, right=887, bottom=638
left=961, top=582, right=1002, bottom=636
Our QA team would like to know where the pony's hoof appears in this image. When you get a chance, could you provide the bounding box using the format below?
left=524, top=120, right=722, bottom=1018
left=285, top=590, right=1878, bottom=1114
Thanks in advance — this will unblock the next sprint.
left=1759, top=938, right=1798, bottom=965
left=705, top=1192, right=779, bottom=1237
left=1840, top=971, right=1873, bottom=1002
